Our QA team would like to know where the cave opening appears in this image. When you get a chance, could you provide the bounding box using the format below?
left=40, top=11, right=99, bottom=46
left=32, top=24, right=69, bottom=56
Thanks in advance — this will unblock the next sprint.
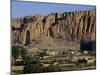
left=25, top=30, right=30, bottom=46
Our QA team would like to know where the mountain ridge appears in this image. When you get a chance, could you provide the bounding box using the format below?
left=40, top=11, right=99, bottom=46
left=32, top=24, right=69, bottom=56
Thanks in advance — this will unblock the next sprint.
left=12, top=10, right=96, bottom=49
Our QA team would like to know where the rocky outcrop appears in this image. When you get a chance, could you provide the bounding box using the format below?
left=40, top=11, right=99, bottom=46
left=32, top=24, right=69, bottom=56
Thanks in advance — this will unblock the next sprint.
left=12, top=10, right=96, bottom=47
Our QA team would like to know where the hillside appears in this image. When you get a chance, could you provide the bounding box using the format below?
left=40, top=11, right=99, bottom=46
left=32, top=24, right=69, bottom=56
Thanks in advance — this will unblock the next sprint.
left=11, top=10, right=96, bottom=50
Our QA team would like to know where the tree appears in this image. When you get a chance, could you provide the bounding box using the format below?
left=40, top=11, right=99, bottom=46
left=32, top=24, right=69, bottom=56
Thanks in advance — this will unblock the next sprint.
left=80, top=40, right=88, bottom=52
left=12, top=46, right=19, bottom=59
left=12, top=46, right=27, bottom=66
left=23, top=56, right=42, bottom=73
left=24, top=55, right=39, bottom=65
left=23, top=63, right=42, bottom=73
left=80, top=40, right=96, bottom=52
left=20, top=47, right=27, bottom=60
left=12, top=46, right=20, bottom=66
left=42, top=64, right=60, bottom=72
left=89, top=41, right=96, bottom=52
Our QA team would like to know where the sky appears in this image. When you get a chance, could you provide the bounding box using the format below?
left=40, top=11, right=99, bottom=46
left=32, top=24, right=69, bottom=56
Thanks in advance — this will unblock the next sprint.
left=12, top=1, right=96, bottom=18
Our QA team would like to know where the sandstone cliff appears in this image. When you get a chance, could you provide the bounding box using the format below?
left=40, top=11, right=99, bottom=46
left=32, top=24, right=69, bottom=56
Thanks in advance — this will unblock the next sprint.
left=12, top=10, right=96, bottom=49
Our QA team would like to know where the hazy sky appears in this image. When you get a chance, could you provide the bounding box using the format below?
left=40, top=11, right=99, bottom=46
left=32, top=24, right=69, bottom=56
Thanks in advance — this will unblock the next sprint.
left=12, top=1, right=96, bottom=18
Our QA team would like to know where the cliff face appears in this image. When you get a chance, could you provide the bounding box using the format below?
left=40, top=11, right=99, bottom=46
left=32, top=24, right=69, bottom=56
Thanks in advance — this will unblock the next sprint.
left=12, top=10, right=96, bottom=48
